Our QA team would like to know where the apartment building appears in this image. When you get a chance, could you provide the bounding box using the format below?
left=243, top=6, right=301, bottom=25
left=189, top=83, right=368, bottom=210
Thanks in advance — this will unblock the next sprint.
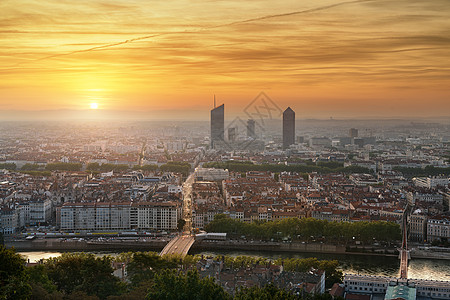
left=59, top=201, right=181, bottom=231
left=427, top=215, right=450, bottom=242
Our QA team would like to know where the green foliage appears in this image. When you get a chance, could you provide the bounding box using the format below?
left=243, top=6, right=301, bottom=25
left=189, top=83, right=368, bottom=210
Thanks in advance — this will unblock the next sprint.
left=316, top=161, right=343, bottom=169
left=126, top=251, right=178, bottom=286
left=274, top=172, right=280, bottom=181
left=45, top=162, right=82, bottom=171
left=273, top=257, right=342, bottom=288
left=97, top=163, right=129, bottom=172
left=21, top=163, right=42, bottom=171
left=0, top=163, right=16, bottom=170
left=177, top=219, right=187, bottom=231
left=107, top=282, right=152, bottom=300
left=86, top=162, right=100, bottom=171
left=0, top=249, right=344, bottom=299
left=0, top=246, right=32, bottom=300
left=146, top=270, right=231, bottom=300
left=133, top=164, right=159, bottom=172
left=221, top=255, right=269, bottom=269
left=202, top=161, right=372, bottom=175
left=27, top=264, right=57, bottom=294
left=205, top=216, right=401, bottom=244
left=45, top=252, right=124, bottom=299
left=235, top=283, right=298, bottom=300
left=20, top=170, right=52, bottom=177
left=160, top=161, right=191, bottom=176
left=393, top=165, right=450, bottom=178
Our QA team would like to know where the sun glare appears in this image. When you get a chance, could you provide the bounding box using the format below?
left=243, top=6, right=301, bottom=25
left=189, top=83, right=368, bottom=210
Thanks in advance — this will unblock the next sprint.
left=90, top=103, right=98, bottom=109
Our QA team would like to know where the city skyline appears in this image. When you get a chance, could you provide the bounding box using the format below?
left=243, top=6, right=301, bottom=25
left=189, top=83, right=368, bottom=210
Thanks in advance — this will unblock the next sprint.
left=1, top=0, right=450, bottom=120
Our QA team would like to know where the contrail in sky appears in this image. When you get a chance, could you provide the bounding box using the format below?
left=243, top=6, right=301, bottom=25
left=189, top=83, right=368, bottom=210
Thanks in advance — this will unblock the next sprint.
left=16, top=0, right=375, bottom=66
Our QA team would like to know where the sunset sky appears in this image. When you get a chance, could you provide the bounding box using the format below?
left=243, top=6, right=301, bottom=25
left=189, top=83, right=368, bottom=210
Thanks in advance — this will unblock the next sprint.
left=1, top=0, right=450, bottom=120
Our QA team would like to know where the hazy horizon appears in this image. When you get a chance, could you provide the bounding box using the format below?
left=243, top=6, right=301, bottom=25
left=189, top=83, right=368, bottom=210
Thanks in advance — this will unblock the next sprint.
left=0, top=107, right=449, bottom=123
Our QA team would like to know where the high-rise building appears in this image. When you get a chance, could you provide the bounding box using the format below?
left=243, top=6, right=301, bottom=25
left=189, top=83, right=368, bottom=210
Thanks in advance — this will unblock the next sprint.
left=228, top=127, right=236, bottom=142
left=247, top=119, right=256, bottom=138
left=283, top=107, right=295, bottom=149
left=349, top=128, right=358, bottom=138
left=210, top=103, right=224, bottom=149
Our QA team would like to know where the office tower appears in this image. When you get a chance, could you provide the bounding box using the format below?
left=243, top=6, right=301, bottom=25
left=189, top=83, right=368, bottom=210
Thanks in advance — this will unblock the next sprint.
left=247, top=119, right=256, bottom=138
left=210, top=103, right=224, bottom=149
left=349, top=128, right=358, bottom=138
left=283, top=107, right=295, bottom=149
left=228, top=127, right=236, bottom=142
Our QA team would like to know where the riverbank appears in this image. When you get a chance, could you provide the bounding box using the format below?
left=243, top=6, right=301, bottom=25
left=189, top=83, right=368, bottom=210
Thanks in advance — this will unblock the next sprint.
left=6, top=238, right=401, bottom=258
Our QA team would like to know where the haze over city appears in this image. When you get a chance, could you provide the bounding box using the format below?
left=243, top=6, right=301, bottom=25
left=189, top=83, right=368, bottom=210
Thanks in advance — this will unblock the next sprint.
left=1, top=0, right=450, bottom=120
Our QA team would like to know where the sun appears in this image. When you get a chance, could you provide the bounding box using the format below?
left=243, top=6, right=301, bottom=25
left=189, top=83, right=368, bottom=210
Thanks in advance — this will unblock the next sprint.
left=90, top=103, right=98, bottom=109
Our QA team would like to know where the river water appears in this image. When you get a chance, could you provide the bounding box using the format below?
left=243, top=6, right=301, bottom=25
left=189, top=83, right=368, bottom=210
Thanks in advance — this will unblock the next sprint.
left=19, top=250, right=450, bottom=281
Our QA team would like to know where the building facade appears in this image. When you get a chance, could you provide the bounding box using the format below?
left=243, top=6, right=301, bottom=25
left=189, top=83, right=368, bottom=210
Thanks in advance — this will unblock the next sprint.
left=247, top=119, right=256, bottom=138
left=59, top=201, right=181, bottom=231
left=427, top=216, right=450, bottom=242
left=282, top=107, right=295, bottom=149
left=211, top=104, right=224, bottom=149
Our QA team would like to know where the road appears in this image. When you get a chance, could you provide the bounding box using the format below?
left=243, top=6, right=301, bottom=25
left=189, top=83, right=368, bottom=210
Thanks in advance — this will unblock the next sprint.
left=160, top=234, right=195, bottom=256
left=182, top=173, right=194, bottom=233
left=160, top=173, right=195, bottom=256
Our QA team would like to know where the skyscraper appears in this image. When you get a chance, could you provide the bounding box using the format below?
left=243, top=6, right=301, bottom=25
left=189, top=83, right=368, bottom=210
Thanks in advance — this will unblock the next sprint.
left=211, top=103, right=224, bottom=149
left=228, top=127, right=236, bottom=142
left=247, top=119, right=256, bottom=139
left=349, top=128, right=358, bottom=138
left=283, top=107, right=295, bottom=149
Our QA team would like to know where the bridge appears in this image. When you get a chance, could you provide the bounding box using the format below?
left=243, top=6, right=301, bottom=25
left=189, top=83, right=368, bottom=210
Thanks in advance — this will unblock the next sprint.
left=399, top=205, right=411, bottom=279
left=160, top=173, right=196, bottom=257
left=160, top=234, right=195, bottom=256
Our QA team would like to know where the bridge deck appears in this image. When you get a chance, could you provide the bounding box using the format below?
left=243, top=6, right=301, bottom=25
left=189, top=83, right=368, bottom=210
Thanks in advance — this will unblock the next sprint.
left=160, top=235, right=195, bottom=257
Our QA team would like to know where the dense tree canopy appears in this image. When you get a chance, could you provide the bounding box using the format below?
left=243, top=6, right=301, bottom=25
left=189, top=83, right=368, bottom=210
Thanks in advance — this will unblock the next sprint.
left=146, top=270, right=231, bottom=300
left=126, top=252, right=178, bottom=286
left=393, top=165, right=450, bottom=178
left=0, top=246, right=31, bottom=299
left=45, top=253, right=124, bottom=299
left=20, top=163, right=41, bottom=171
left=205, top=216, right=401, bottom=244
left=160, top=161, right=191, bottom=176
left=0, top=247, right=345, bottom=299
left=202, top=161, right=372, bottom=175
left=0, top=163, right=16, bottom=170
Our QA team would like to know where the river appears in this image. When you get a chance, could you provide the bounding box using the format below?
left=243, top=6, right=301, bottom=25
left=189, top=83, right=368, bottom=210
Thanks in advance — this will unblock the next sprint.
left=19, top=250, right=450, bottom=281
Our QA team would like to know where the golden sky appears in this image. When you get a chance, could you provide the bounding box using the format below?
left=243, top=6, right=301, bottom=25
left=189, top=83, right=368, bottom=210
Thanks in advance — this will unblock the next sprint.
left=1, top=0, right=450, bottom=119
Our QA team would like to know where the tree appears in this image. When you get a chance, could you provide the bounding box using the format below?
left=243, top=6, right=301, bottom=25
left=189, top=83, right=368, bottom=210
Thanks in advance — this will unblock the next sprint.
left=234, top=283, right=298, bottom=300
left=0, top=163, right=16, bottom=170
left=45, top=253, right=124, bottom=299
left=0, top=246, right=32, bottom=299
left=87, top=162, right=100, bottom=172
left=177, top=219, right=186, bottom=231
left=146, top=270, right=231, bottom=300
left=27, top=264, right=58, bottom=296
left=21, top=163, right=41, bottom=171
left=126, top=252, right=178, bottom=286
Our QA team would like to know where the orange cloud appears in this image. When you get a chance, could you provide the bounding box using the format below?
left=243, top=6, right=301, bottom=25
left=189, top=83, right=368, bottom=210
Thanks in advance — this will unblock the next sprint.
left=0, top=0, right=449, bottom=119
